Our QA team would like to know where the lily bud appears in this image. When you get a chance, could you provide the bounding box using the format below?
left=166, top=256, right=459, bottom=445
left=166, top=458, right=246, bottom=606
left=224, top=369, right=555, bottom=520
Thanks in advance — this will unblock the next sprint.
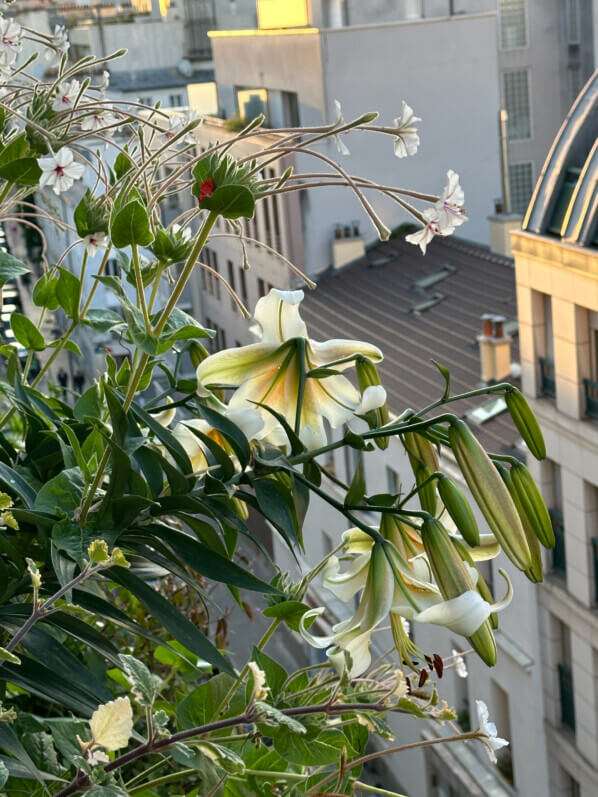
left=437, top=474, right=480, bottom=547
left=420, top=517, right=496, bottom=665
left=355, top=356, right=390, bottom=450
left=448, top=419, right=532, bottom=572
left=232, top=496, right=249, bottom=521
left=403, top=431, right=439, bottom=513
left=505, top=388, right=546, bottom=461
left=496, top=463, right=544, bottom=584
left=188, top=341, right=210, bottom=369
left=510, top=462, right=555, bottom=549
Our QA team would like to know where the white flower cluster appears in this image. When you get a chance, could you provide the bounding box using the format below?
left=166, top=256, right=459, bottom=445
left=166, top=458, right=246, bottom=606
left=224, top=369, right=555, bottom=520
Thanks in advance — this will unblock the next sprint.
left=406, top=169, right=468, bottom=254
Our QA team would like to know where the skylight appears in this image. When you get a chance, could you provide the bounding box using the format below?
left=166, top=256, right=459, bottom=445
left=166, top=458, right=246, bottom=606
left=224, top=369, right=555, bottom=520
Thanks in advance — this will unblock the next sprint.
left=467, top=396, right=508, bottom=424
left=411, top=264, right=456, bottom=293
left=409, top=293, right=445, bottom=315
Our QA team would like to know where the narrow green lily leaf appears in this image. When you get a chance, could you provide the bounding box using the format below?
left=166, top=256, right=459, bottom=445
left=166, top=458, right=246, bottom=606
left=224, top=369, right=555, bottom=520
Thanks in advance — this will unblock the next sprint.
left=0, top=251, right=30, bottom=287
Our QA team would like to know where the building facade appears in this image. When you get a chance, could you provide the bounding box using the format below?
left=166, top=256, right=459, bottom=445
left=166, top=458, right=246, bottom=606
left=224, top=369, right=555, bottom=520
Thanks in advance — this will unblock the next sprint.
left=514, top=69, right=598, bottom=797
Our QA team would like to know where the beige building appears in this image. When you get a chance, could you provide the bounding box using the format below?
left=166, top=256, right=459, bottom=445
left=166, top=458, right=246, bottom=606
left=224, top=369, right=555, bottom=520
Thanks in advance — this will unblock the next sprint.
left=514, top=69, right=598, bottom=797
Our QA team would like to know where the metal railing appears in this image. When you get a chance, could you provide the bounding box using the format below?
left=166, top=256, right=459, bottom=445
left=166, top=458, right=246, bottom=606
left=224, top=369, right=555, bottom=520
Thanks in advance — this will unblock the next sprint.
left=558, top=663, right=576, bottom=732
left=584, top=378, right=598, bottom=419
left=549, top=508, right=566, bottom=575
left=539, top=357, right=556, bottom=397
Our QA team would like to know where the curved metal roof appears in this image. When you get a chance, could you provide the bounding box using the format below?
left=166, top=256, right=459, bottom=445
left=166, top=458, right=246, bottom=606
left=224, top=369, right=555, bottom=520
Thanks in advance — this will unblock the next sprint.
left=523, top=69, right=598, bottom=247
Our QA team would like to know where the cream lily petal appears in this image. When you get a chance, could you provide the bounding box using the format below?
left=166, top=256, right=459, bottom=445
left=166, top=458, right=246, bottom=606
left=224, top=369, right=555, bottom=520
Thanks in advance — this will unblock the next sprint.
left=300, top=422, right=327, bottom=450
left=197, top=343, right=283, bottom=389
left=355, top=385, right=387, bottom=414
left=153, top=398, right=176, bottom=428
left=327, top=629, right=373, bottom=677
left=342, top=528, right=375, bottom=554
left=299, top=607, right=338, bottom=649
left=414, top=589, right=491, bottom=636
left=323, top=552, right=371, bottom=602
left=306, top=372, right=362, bottom=427
left=173, top=420, right=210, bottom=472
left=309, top=339, right=383, bottom=369
left=253, top=289, right=307, bottom=344
left=224, top=407, right=264, bottom=440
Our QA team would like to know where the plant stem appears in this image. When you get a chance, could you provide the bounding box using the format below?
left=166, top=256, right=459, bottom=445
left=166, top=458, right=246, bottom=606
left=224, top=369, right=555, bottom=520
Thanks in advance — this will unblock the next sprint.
left=0, top=181, right=13, bottom=206
left=354, top=782, right=407, bottom=797
left=131, top=243, right=151, bottom=332
left=129, top=768, right=196, bottom=794
left=417, top=382, right=510, bottom=417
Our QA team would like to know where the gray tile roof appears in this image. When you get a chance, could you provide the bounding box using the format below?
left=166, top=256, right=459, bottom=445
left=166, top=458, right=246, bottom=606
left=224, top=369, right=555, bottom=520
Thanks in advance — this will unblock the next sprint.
left=300, top=234, right=522, bottom=455
left=110, top=67, right=214, bottom=93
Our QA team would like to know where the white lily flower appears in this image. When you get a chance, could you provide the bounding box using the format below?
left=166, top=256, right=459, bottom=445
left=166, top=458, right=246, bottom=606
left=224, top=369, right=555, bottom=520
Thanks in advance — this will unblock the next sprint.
left=152, top=397, right=176, bottom=428
left=475, top=699, right=509, bottom=763
left=53, top=79, right=81, bottom=112
left=82, top=231, right=108, bottom=257
left=452, top=648, right=468, bottom=678
left=45, top=24, right=69, bottom=65
left=38, top=148, right=85, bottom=195
left=405, top=207, right=441, bottom=254
left=81, top=109, right=118, bottom=133
left=0, top=17, right=22, bottom=66
left=197, top=289, right=383, bottom=450
left=333, top=100, right=350, bottom=156
left=306, top=526, right=512, bottom=676
left=435, top=170, right=468, bottom=233
left=393, top=101, right=421, bottom=158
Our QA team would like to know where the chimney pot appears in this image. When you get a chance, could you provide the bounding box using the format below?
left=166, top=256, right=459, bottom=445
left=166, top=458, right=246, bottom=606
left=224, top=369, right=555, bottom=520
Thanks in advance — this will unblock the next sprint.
left=481, top=314, right=493, bottom=337
left=493, top=315, right=505, bottom=339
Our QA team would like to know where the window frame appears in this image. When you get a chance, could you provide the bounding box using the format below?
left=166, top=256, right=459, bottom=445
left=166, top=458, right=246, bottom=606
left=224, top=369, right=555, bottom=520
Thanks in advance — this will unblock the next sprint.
left=502, top=68, right=533, bottom=142
left=498, top=0, right=529, bottom=51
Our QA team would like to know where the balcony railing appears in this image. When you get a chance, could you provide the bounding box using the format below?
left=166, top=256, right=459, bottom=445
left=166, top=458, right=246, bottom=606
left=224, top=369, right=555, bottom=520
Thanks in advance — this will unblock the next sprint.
left=558, top=663, right=576, bottom=732
left=550, top=508, right=566, bottom=575
left=584, top=378, right=598, bottom=419
left=540, top=357, right=556, bottom=397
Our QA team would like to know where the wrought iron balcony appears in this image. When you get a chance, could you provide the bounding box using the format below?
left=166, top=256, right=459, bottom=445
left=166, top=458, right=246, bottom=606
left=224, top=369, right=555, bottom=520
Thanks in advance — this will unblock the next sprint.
left=558, top=662, right=576, bottom=732
left=539, top=357, right=556, bottom=398
left=583, top=378, right=598, bottom=419
left=549, top=508, right=566, bottom=575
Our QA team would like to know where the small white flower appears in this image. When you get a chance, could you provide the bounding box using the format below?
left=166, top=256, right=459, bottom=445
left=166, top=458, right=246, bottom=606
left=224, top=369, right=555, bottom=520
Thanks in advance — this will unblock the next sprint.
left=80, top=109, right=118, bottom=132
left=333, top=100, right=350, bottom=156
left=452, top=648, right=468, bottom=678
left=89, top=696, right=133, bottom=752
left=38, top=147, right=85, bottom=195
left=405, top=207, right=440, bottom=254
left=248, top=662, right=269, bottom=701
left=393, top=101, right=421, bottom=158
left=86, top=749, right=109, bottom=766
left=475, top=699, right=509, bottom=763
left=82, top=231, right=108, bottom=257
left=52, top=79, right=81, bottom=112
left=156, top=115, right=186, bottom=146
left=435, top=170, right=468, bottom=232
left=172, top=223, right=192, bottom=242
left=45, top=24, right=69, bottom=65
left=0, top=17, right=22, bottom=66
left=99, top=70, right=110, bottom=92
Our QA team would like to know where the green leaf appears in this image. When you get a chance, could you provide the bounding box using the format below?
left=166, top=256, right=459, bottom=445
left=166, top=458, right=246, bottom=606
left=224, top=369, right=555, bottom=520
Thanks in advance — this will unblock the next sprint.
left=252, top=649, right=287, bottom=697
left=0, top=157, right=42, bottom=185
left=119, top=654, right=162, bottom=707
left=0, top=133, right=28, bottom=166
left=0, top=646, right=20, bottom=664
left=344, top=457, right=366, bottom=507
left=34, top=468, right=84, bottom=517
left=254, top=702, right=306, bottom=735
left=177, top=673, right=239, bottom=729
left=10, top=313, right=45, bottom=351
left=262, top=601, right=311, bottom=632
left=107, top=567, right=233, bottom=674
left=431, top=358, right=451, bottom=401
left=84, top=308, right=124, bottom=332
left=113, top=150, right=133, bottom=179
left=110, top=199, right=154, bottom=248
left=56, top=267, right=80, bottom=319
left=74, top=384, right=103, bottom=422
left=0, top=462, right=37, bottom=507
left=0, top=759, right=7, bottom=788
left=130, top=400, right=192, bottom=474
left=272, top=727, right=352, bottom=766
left=194, top=742, right=246, bottom=774
left=0, top=724, right=45, bottom=785
left=20, top=731, right=63, bottom=777
left=0, top=251, right=31, bottom=287
left=44, top=718, right=88, bottom=764
left=200, top=184, right=255, bottom=219
left=253, top=478, right=299, bottom=550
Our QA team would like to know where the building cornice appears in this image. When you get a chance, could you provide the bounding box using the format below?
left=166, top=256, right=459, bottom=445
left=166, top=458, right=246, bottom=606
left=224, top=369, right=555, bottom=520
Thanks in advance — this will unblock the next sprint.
left=512, top=230, right=598, bottom=277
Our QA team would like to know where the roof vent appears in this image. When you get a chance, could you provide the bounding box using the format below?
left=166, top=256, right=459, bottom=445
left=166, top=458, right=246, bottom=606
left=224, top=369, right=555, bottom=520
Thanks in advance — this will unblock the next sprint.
left=409, top=293, right=445, bottom=315
left=411, top=264, right=456, bottom=294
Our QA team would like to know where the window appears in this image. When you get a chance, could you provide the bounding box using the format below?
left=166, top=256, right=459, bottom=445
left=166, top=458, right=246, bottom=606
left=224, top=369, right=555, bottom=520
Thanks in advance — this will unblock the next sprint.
left=566, top=0, right=580, bottom=44
left=557, top=621, right=575, bottom=733
left=105, top=258, right=119, bottom=277
left=227, top=260, right=237, bottom=311
left=238, top=266, right=248, bottom=306
left=491, top=682, right=514, bottom=784
left=236, top=87, right=299, bottom=128
left=499, top=0, right=527, bottom=49
left=386, top=466, right=400, bottom=495
left=212, top=251, right=220, bottom=299
left=562, top=769, right=581, bottom=797
left=258, top=278, right=267, bottom=298
left=269, top=168, right=283, bottom=250
left=169, top=94, right=184, bottom=107
left=138, top=96, right=153, bottom=106
left=568, top=65, right=582, bottom=105
left=508, top=161, right=534, bottom=214
left=503, top=70, right=531, bottom=140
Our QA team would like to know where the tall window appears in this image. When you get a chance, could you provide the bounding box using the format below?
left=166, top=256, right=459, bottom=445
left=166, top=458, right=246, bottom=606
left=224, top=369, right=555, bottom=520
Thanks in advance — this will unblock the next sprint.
left=499, top=0, right=527, bottom=49
left=238, top=266, right=248, bottom=306
left=227, top=260, right=237, bottom=311
left=566, top=0, right=580, bottom=44
left=568, top=65, right=582, bottom=105
left=508, top=162, right=533, bottom=214
left=557, top=621, right=576, bottom=733
left=503, top=70, right=531, bottom=140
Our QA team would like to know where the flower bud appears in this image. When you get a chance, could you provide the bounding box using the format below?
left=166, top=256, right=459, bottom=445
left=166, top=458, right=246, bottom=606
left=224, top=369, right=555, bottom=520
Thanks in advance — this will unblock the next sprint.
left=232, top=495, right=249, bottom=521
left=448, top=419, right=532, bottom=572
left=510, top=462, right=554, bottom=549
left=451, top=537, right=498, bottom=629
left=437, top=475, right=480, bottom=547
left=496, top=463, right=544, bottom=584
left=356, top=356, right=390, bottom=450
left=420, top=517, right=496, bottom=665
left=415, top=464, right=437, bottom=515
left=505, top=388, right=546, bottom=461
left=403, top=431, right=439, bottom=513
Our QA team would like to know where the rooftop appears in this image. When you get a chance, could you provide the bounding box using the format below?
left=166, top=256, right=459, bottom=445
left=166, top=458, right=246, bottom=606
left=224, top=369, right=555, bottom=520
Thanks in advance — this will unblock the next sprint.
left=109, top=67, right=214, bottom=93
left=299, top=234, right=521, bottom=454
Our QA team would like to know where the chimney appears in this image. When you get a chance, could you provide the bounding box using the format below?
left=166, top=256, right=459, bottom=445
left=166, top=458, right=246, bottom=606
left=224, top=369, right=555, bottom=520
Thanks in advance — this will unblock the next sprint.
left=478, top=314, right=512, bottom=383
left=488, top=109, right=522, bottom=257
